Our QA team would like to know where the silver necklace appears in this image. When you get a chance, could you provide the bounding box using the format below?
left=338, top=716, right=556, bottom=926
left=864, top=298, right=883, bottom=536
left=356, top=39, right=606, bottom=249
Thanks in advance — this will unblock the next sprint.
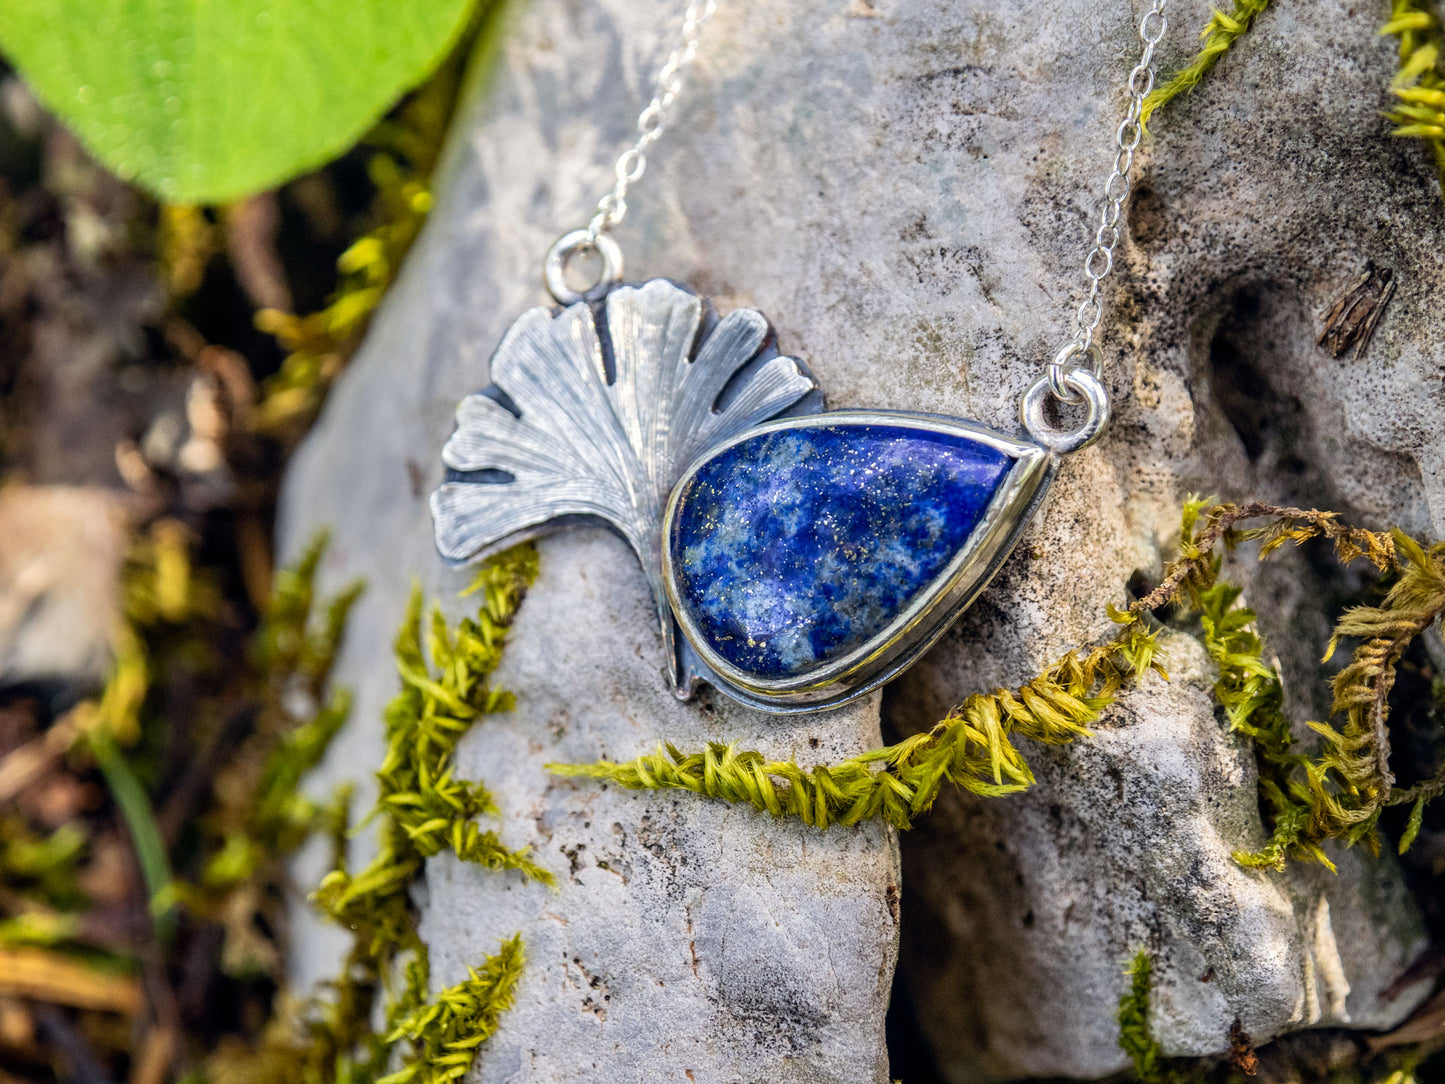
left=430, top=0, right=1169, bottom=713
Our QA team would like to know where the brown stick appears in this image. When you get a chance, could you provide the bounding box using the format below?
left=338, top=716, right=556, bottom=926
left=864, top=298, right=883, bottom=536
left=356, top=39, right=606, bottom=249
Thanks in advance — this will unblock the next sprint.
left=0, top=948, right=143, bottom=1014
left=0, top=717, right=79, bottom=805
left=1130, top=502, right=1394, bottom=616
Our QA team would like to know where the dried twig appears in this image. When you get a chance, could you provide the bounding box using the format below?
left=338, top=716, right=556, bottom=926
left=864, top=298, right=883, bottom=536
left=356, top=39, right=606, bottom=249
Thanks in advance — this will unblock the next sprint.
left=0, top=948, right=143, bottom=1014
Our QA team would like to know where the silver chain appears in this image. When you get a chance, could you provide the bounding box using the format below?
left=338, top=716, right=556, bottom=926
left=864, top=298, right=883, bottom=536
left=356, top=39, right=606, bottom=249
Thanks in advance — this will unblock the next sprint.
left=549, top=0, right=1167, bottom=438
left=1047, top=0, right=1168, bottom=401
left=545, top=0, right=717, bottom=303
left=588, top=0, right=717, bottom=243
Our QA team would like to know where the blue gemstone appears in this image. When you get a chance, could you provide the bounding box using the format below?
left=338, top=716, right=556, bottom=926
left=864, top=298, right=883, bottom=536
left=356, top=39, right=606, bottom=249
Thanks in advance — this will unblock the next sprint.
left=669, top=423, right=1013, bottom=679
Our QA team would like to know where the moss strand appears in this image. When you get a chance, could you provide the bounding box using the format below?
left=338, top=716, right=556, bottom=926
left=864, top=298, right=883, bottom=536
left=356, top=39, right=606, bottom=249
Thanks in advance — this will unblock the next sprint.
left=215, top=547, right=544, bottom=1084
left=553, top=500, right=1445, bottom=872
left=1117, top=951, right=1168, bottom=1084
left=1383, top=0, right=1445, bottom=198
left=550, top=616, right=1166, bottom=831
left=1139, top=0, right=1272, bottom=129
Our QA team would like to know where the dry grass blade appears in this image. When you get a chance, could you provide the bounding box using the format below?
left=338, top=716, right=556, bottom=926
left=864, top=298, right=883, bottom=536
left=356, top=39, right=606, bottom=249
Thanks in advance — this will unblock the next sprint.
left=0, top=948, right=142, bottom=1015
left=0, top=718, right=80, bottom=805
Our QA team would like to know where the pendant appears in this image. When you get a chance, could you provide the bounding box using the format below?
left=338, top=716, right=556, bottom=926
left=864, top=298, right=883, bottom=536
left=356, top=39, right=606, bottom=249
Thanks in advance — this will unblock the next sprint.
left=661, top=413, right=1050, bottom=711
left=431, top=278, right=1103, bottom=714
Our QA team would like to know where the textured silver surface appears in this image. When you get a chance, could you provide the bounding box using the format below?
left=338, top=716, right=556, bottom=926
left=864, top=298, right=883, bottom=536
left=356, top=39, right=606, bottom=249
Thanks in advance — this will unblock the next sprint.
left=662, top=410, right=1052, bottom=711
left=430, top=277, right=817, bottom=693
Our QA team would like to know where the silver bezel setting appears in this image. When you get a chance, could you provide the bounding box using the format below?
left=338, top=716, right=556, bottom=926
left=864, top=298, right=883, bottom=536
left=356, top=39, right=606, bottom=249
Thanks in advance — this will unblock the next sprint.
left=661, top=410, right=1055, bottom=713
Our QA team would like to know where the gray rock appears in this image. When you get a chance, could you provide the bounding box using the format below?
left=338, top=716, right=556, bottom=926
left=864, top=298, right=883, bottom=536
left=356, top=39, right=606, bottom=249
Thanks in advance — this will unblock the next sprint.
left=892, top=634, right=1429, bottom=1079
left=424, top=535, right=898, bottom=1084
left=0, top=486, right=129, bottom=693
left=280, top=0, right=1441, bottom=1078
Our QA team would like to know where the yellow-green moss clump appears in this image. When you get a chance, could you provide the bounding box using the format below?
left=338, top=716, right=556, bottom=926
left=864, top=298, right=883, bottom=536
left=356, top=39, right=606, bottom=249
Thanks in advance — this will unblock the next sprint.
left=553, top=620, right=1162, bottom=830
left=1383, top=0, right=1445, bottom=198
left=1117, top=951, right=1168, bottom=1084
left=215, top=547, right=546, bottom=1084
left=1138, top=0, right=1445, bottom=201
left=1140, top=0, right=1273, bottom=129
left=553, top=500, right=1445, bottom=872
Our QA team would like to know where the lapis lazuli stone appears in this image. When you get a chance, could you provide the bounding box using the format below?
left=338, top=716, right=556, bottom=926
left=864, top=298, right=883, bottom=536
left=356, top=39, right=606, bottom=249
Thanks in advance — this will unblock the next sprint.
left=670, top=424, right=1013, bottom=679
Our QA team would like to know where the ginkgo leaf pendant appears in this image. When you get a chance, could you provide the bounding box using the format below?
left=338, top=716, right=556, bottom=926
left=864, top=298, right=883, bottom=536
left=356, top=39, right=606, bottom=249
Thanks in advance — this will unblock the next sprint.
left=429, top=279, right=821, bottom=695
left=661, top=413, right=1053, bottom=712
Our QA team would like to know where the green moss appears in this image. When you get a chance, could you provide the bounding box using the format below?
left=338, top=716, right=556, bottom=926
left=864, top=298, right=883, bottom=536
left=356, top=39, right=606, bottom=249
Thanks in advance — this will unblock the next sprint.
left=552, top=618, right=1164, bottom=830
left=552, top=499, right=1445, bottom=872
left=219, top=546, right=544, bottom=1084
left=1140, top=0, right=1445, bottom=201
left=0, top=527, right=372, bottom=1023
left=1195, top=516, right=1445, bottom=866
left=1, top=15, right=501, bottom=1068
left=0, top=820, right=88, bottom=916
left=1383, top=0, right=1445, bottom=198
left=21, top=530, right=540, bottom=1084
left=1139, top=0, right=1272, bottom=130
left=380, top=935, right=526, bottom=1084
left=316, top=547, right=552, bottom=935
left=1193, top=575, right=1331, bottom=871
left=249, top=2, right=490, bottom=443
left=1118, top=952, right=1168, bottom=1084
left=193, top=531, right=364, bottom=974
left=1115, top=501, right=1445, bottom=868
left=207, top=536, right=363, bottom=887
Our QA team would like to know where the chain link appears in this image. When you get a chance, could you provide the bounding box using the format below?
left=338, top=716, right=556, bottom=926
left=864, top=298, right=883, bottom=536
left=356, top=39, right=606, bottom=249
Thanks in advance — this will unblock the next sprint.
left=1048, top=0, right=1168, bottom=401
left=585, top=0, right=717, bottom=244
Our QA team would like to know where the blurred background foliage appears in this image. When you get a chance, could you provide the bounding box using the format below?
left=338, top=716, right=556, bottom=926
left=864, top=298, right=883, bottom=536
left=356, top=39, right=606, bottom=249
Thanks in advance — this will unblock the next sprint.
left=0, top=4, right=494, bottom=1082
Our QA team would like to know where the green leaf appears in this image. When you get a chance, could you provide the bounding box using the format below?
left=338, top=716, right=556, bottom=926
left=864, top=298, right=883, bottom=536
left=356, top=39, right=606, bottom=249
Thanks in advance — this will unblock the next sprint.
left=0, top=0, right=478, bottom=204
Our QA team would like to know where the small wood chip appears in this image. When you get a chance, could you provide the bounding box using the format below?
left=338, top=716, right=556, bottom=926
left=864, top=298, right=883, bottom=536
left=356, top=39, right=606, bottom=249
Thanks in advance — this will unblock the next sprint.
left=1227, top=1018, right=1259, bottom=1076
left=1318, top=261, right=1396, bottom=360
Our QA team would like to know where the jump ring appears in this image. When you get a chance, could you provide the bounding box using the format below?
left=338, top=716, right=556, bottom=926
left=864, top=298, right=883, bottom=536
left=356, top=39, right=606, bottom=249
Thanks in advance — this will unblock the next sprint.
left=544, top=229, right=625, bottom=305
left=1045, top=341, right=1105, bottom=400
left=1022, top=367, right=1111, bottom=455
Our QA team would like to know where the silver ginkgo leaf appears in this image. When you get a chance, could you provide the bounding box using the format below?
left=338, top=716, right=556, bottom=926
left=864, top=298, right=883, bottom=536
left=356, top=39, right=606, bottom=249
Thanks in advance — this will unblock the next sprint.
left=430, top=278, right=821, bottom=695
